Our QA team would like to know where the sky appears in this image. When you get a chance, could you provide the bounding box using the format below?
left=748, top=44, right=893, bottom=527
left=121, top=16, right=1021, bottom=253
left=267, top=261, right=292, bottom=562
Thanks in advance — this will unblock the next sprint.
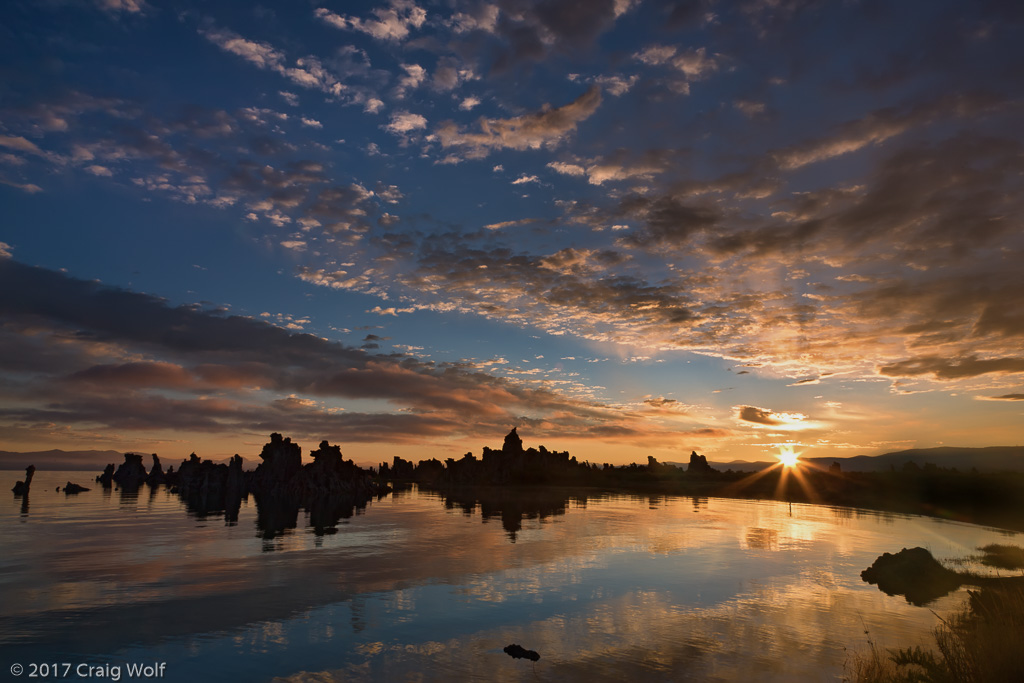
left=1, top=0, right=1023, bottom=467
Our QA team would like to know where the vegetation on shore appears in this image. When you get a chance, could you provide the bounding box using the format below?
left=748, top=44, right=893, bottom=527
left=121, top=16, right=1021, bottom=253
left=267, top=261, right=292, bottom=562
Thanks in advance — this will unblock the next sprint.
left=848, top=583, right=1024, bottom=682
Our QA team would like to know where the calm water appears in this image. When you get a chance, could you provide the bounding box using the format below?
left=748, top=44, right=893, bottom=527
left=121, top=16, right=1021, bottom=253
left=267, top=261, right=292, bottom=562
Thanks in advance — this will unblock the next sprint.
left=2, top=470, right=1020, bottom=682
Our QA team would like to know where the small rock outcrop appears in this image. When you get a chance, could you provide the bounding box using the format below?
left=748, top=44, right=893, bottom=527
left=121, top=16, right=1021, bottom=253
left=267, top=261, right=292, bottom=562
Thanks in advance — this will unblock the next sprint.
left=12, top=465, right=35, bottom=496
left=503, top=644, right=540, bottom=662
left=63, top=481, right=90, bottom=494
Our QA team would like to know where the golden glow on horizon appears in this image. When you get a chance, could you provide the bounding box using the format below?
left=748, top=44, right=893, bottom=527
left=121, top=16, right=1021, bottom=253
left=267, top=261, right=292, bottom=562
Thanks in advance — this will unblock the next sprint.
left=777, top=445, right=801, bottom=468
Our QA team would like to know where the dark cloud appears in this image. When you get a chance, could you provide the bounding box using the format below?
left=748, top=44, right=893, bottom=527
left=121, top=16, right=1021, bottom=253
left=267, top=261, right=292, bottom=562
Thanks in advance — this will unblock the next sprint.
left=982, top=394, right=1024, bottom=401
left=878, top=355, right=1024, bottom=380
left=618, top=195, right=723, bottom=248
left=489, top=0, right=620, bottom=72
left=0, top=258, right=643, bottom=442
left=736, top=405, right=782, bottom=426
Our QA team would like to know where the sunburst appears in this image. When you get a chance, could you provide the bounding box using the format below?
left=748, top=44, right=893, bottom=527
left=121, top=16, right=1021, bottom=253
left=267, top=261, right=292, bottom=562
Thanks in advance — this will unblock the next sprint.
left=777, top=445, right=801, bottom=468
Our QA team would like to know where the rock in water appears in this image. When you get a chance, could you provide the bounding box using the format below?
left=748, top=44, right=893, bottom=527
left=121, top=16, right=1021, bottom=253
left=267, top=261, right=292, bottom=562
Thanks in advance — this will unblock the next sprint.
left=12, top=465, right=35, bottom=496
left=861, top=547, right=963, bottom=605
left=503, top=644, right=540, bottom=662
left=63, top=481, right=90, bottom=494
left=112, top=453, right=148, bottom=489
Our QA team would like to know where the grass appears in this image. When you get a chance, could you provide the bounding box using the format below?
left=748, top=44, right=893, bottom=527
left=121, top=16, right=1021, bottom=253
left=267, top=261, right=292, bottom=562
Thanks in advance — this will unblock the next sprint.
left=977, top=543, right=1024, bottom=570
left=846, top=582, right=1024, bottom=682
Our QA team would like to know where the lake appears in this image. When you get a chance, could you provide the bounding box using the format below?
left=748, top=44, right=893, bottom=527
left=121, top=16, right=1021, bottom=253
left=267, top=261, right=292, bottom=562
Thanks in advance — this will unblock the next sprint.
left=2, top=469, right=1020, bottom=682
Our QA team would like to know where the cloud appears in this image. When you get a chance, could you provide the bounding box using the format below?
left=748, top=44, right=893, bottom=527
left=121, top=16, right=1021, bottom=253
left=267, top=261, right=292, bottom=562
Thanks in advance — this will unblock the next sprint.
left=314, top=1, right=426, bottom=42
left=200, top=25, right=343, bottom=97
left=483, top=218, right=538, bottom=231
left=0, top=258, right=648, bottom=443
left=879, top=355, right=1024, bottom=380
left=511, top=174, right=539, bottom=185
left=547, top=161, right=585, bottom=176
left=632, top=44, right=719, bottom=86
left=384, top=111, right=428, bottom=135
left=633, top=44, right=677, bottom=65
left=0, top=179, right=43, bottom=194
left=487, top=0, right=624, bottom=72
left=396, top=63, right=426, bottom=97
left=300, top=117, right=322, bottom=128
left=95, top=0, right=147, bottom=14
left=0, top=242, right=11, bottom=259
left=436, top=86, right=601, bottom=158
left=459, top=96, right=481, bottom=111
left=978, top=394, right=1024, bottom=401
left=734, top=99, right=766, bottom=117
left=547, top=149, right=672, bottom=186
left=85, top=164, right=114, bottom=176
left=0, top=135, right=45, bottom=156
left=734, top=405, right=814, bottom=430
left=736, top=405, right=782, bottom=426
left=773, top=92, right=1007, bottom=170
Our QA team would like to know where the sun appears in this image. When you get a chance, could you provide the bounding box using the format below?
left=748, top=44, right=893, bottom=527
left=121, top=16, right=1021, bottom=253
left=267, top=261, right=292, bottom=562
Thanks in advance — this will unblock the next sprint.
left=777, top=445, right=801, bottom=468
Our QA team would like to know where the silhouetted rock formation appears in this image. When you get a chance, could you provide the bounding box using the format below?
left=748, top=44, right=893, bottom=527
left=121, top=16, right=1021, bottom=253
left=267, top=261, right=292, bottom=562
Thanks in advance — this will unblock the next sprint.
left=12, top=465, right=35, bottom=496
left=172, top=453, right=245, bottom=522
left=97, top=463, right=114, bottom=488
left=503, top=427, right=524, bottom=455
left=112, top=453, right=148, bottom=489
left=249, top=433, right=302, bottom=498
left=249, top=435, right=391, bottom=540
left=146, top=454, right=165, bottom=486
left=379, top=428, right=726, bottom=491
left=687, top=451, right=716, bottom=474
left=63, top=481, right=89, bottom=494
left=504, top=644, right=540, bottom=662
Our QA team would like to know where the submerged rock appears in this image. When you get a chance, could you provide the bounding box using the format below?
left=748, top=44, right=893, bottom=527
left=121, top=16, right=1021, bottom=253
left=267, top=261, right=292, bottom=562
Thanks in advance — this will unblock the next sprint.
left=63, top=481, right=90, bottom=494
left=503, top=644, right=540, bottom=662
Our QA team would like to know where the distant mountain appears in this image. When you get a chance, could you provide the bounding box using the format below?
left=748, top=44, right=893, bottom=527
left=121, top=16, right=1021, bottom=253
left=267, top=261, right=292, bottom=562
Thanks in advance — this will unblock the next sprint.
left=0, top=449, right=254, bottom=471
left=677, top=446, right=1024, bottom=473
left=0, top=449, right=125, bottom=471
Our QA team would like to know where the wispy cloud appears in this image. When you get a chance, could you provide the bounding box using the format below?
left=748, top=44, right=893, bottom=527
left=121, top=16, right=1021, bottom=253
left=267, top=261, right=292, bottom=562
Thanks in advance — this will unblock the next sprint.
left=436, top=86, right=602, bottom=159
left=314, top=1, right=426, bottom=42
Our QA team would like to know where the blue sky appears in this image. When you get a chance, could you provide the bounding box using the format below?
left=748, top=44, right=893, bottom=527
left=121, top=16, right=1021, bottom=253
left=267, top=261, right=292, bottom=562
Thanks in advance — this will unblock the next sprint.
left=1, top=0, right=1023, bottom=466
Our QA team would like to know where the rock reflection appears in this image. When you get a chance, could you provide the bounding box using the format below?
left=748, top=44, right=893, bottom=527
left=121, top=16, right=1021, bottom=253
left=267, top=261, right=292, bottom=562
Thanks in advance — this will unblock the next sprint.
left=861, top=546, right=1024, bottom=606
left=433, top=486, right=589, bottom=542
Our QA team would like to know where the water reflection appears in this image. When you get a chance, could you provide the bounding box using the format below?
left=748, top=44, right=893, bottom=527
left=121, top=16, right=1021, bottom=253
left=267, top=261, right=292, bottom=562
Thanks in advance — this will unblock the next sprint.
left=3, top=472, right=1024, bottom=683
left=429, top=485, right=587, bottom=542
